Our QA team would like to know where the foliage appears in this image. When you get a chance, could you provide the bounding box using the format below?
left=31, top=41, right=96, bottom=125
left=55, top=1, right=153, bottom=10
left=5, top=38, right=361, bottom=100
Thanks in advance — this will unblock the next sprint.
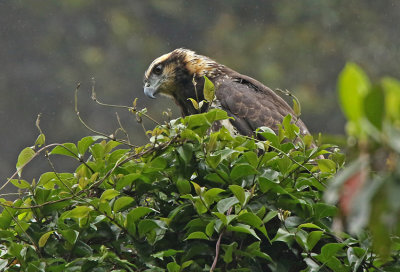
left=0, top=70, right=399, bottom=271
left=326, top=63, right=400, bottom=264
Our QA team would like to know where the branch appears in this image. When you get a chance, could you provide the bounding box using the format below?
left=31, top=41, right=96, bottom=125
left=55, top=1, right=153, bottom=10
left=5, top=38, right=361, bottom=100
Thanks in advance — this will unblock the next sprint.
left=210, top=206, right=233, bottom=271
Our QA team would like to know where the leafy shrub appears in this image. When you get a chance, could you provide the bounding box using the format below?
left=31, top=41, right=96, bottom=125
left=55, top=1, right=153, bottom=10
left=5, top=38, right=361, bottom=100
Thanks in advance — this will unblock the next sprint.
left=0, top=68, right=399, bottom=271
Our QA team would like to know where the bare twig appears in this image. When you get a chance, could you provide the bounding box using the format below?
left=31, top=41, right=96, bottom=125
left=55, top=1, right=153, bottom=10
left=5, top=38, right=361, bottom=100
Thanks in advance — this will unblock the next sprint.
left=210, top=206, right=233, bottom=271
left=115, top=112, right=131, bottom=145
left=74, top=83, right=139, bottom=148
left=90, top=78, right=161, bottom=126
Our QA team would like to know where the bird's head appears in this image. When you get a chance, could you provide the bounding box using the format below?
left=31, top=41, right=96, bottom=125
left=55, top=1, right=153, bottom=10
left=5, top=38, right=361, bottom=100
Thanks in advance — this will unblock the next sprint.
left=143, top=48, right=224, bottom=115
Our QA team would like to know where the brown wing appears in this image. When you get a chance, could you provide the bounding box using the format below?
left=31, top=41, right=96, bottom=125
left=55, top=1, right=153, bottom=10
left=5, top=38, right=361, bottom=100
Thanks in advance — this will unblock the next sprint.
left=214, top=73, right=310, bottom=136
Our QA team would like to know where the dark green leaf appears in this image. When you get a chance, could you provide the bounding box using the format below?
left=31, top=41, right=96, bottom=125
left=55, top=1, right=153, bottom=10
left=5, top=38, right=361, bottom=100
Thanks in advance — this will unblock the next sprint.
left=230, top=164, right=257, bottom=181
left=227, top=223, right=260, bottom=240
left=306, top=231, right=323, bottom=251
left=223, top=242, right=238, bottom=263
left=364, top=85, right=385, bottom=130
left=229, top=185, right=246, bottom=205
left=60, top=229, right=79, bottom=245
left=127, top=207, right=154, bottom=223
left=115, top=173, right=141, bottom=190
left=144, top=157, right=167, bottom=173
left=176, top=179, right=192, bottom=195
left=217, top=196, right=239, bottom=214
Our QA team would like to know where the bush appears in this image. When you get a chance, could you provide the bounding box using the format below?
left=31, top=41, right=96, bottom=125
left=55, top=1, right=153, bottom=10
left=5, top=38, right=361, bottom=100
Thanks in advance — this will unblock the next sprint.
left=1, top=67, right=399, bottom=271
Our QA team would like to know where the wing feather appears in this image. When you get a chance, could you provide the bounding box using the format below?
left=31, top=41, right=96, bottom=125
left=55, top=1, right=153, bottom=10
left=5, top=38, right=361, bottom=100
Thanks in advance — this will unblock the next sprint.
left=215, top=73, right=310, bottom=136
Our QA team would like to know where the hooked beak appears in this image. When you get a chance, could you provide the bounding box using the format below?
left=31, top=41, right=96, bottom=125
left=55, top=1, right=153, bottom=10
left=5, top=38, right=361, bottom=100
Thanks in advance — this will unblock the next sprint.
left=144, top=86, right=157, bottom=99
left=143, top=79, right=162, bottom=99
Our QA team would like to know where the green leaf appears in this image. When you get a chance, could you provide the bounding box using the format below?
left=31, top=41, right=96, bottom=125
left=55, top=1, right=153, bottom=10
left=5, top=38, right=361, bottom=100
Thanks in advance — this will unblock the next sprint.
left=77, top=136, right=105, bottom=155
left=187, top=98, right=199, bottom=110
left=263, top=210, right=278, bottom=223
left=35, top=133, right=46, bottom=147
left=176, top=143, right=193, bottom=164
left=237, top=212, right=263, bottom=228
left=256, top=127, right=280, bottom=147
left=100, top=189, right=120, bottom=202
left=61, top=206, right=92, bottom=220
left=127, top=207, right=154, bottom=223
left=10, top=179, right=30, bottom=189
left=364, top=85, right=385, bottom=130
left=318, top=243, right=346, bottom=262
left=382, top=77, right=400, bottom=121
left=282, top=114, right=297, bottom=140
left=204, top=173, right=226, bottom=184
left=246, top=241, right=273, bottom=261
left=191, top=181, right=202, bottom=196
left=90, top=143, right=105, bottom=160
left=207, top=153, right=221, bottom=169
left=229, top=185, right=246, bottom=205
left=205, top=220, right=215, bottom=237
left=317, top=159, right=337, bottom=173
left=16, top=147, right=35, bottom=176
left=230, top=164, right=257, bottom=181
left=176, top=179, right=192, bottom=195
left=113, top=196, right=134, bottom=212
left=115, top=173, right=141, bottom=190
left=271, top=228, right=294, bottom=243
left=60, top=229, right=79, bottom=245
left=306, top=231, right=323, bottom=251
left=181, top=260, right=193, bottom=270
left=49, top=143, right=79, bottom=159
left=223, top=242, right=238, bottom=263
left=338, top=62, right=370, bottom=135
left=238, top=212, right=269, bottom=239
left=217, top=196, right=239, bottom=214
left=152, top=249, right=184, bottom=260
left=243, top=151, right=259, bottom=168
left=144, top=157, right=167, bottom=173
left=313, top=203, right=338, bottom=219
left=227, top=223, right=260, bottom=240
left=39, top=231, right=54, bottom=247
left=138, top=219, right=159, bottom=238
left=297, top=223, right=322, bottom=230
left=203, top=188, right=225, bottom=206
left=185, top=231, right=209, bottom=240
left=203, top=76, right=215, bottom=102
left=205, top=108, right=230, bottom=123
left=293, top=98, right=301, bottom=116
left=167, top=262, right=181, bottom=272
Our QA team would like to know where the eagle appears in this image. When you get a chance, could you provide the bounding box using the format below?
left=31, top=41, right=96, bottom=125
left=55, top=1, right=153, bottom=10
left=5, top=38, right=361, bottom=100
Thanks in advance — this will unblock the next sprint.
left=143, top=48, right=311, bottom=137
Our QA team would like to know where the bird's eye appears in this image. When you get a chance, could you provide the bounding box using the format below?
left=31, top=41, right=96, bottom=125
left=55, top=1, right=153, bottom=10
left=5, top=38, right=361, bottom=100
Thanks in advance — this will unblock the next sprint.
left=153, top=64, right=163, bottom=75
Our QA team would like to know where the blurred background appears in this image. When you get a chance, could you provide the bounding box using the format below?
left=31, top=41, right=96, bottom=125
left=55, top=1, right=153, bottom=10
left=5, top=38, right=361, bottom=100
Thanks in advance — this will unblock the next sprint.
left=1, top=0, right=399, bottom=184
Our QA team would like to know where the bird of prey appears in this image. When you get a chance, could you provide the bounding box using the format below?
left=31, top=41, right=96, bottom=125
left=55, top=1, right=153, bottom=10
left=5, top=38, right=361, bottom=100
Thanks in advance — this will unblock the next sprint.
left=143, top=48, right=311, bottom=137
